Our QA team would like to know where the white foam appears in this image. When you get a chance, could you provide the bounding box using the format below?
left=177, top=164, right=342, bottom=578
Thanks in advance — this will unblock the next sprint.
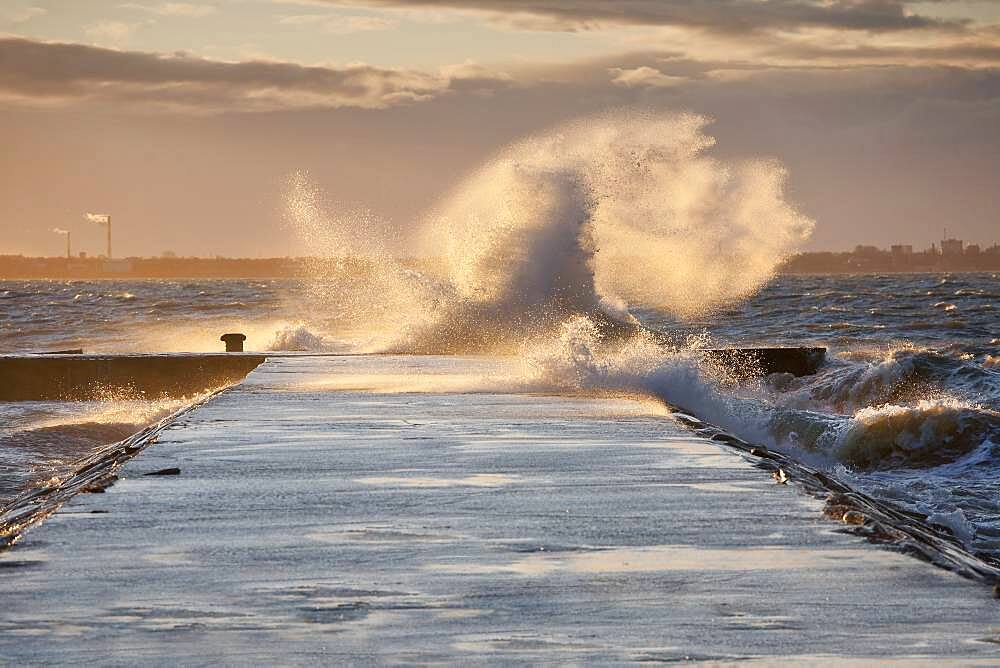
left=265, top=323, right=336, bottom=352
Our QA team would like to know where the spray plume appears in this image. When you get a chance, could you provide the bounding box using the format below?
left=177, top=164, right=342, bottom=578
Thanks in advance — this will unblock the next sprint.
left=284, top=110, right=814, bottom=353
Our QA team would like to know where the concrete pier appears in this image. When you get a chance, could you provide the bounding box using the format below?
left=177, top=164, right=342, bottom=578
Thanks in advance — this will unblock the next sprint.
left=0, top=353, right=265, bottom=400
left=0, top=346, right=824, bottom=402
left=1, top=355, right=997, bottom=663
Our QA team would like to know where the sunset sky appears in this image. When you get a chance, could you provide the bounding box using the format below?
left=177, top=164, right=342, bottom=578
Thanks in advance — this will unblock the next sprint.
left=2, top=0, right=998, bottom=257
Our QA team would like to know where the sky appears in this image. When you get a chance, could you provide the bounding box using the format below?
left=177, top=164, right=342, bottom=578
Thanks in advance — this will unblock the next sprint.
left=1, top=0, right=999, bottom=257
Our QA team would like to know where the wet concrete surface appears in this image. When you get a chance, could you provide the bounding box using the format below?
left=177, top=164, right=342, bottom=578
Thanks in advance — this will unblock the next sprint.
left=1, top=355, right=998, bottom=663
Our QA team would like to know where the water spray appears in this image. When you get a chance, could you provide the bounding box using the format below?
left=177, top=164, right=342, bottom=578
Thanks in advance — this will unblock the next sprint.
left=283, top=110, right=815, bottom=354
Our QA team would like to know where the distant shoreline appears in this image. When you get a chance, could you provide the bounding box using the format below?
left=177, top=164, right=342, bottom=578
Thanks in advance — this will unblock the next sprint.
left=1, top=252, right=998, bottom=280
left=2, top=271, right=996, bottom=280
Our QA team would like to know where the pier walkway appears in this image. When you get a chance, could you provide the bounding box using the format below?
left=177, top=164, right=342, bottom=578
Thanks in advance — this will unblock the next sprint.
left=1, top=355, right=998, bottom=663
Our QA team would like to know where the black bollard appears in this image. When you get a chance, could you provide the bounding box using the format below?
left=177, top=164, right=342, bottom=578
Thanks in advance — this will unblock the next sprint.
left=220, top=333, right=247, bottom=352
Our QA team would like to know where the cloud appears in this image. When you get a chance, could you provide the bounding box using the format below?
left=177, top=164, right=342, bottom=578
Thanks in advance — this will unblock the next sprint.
left=2, top=28, right=995, bottom=120
left=0, top=36, right=512, bottom=113
left=278, top=13, right=398, bottom=33
left=610, top=66, right=686, bottom=88
left=4, top=6, right=47, bottom=24
left=324, top=0, right=968, bottom=34
left=120, top=3, right=218, bottom=17
left=291, top=0, right=999, bottom=70
left=83, top=20, right=140, bottom=43
left=758, top=35, right=1000, bottom=66
left=271, top=0, right=332, bottom=6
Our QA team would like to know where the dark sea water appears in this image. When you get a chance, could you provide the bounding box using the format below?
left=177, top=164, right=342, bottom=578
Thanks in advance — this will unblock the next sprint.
left=1, top=274, right=998, bottom=561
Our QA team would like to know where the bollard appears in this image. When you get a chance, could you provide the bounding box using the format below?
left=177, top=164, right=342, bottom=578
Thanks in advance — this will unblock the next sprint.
left=220, top=333, right=247, bottom=352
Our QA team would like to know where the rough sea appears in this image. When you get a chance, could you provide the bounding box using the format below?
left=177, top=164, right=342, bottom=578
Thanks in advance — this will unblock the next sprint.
left=2, top=272, right=997, bottom=564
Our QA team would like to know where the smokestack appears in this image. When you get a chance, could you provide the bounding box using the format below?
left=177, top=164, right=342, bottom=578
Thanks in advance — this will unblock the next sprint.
left=85, top=213, right=112, bottom=258
left=52, top=228, right=70, bottom=259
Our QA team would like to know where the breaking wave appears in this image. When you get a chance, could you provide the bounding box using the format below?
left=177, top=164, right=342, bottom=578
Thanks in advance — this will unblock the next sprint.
left=524, top=323, right=1000, bottom=471
left=264, top=323, right=339, bottom=352
left=283, top=110, right=813, bottom=353
left=769, top=399, right=999, bottom=470
left=832, top=400, right=998, bottom=470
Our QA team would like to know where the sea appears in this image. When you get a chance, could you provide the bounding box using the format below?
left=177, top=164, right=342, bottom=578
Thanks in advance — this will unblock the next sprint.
left=2, top=114, right=998, bottom=567
left=1, top=272, right=998, bottom=562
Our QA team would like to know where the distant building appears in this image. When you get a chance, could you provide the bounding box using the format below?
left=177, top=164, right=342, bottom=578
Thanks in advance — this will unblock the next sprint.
left=966, top=244, right=981, bottom=255
left=854, top=244, right=881, bottom=256
left=890, top=244, right=913, bottom=256
left=941, top=238, right=964, bottom=256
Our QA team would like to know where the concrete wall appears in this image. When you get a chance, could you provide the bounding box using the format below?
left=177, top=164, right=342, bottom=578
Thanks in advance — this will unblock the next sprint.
left=0, top=354, right=266, bottom=400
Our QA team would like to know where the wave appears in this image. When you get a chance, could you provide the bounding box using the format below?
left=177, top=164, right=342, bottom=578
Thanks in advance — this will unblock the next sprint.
left=283, top=110, right=813, bottom=354
left=0, top=421, right=143, bottom=456
left=264, top=323, right=338, bottom=352
left=769, top=400, right=1000, bottom=470
left=519, top=317, right=773, bottom=443
left=519, top=320, right=1000, bottom=472
left=771, top=348, right=1000, bottom=415
left=0, top=397, right=191, bottom=504
left=833, top=400, right=999, bottom=470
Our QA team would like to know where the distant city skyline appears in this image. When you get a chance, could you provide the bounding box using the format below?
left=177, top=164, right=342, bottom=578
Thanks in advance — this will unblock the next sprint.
left=4, top=218, right=1000, bottom=259
left=6, top=233, right=1000, bottom=261
left=5, top=242, right=1000, bottom=280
